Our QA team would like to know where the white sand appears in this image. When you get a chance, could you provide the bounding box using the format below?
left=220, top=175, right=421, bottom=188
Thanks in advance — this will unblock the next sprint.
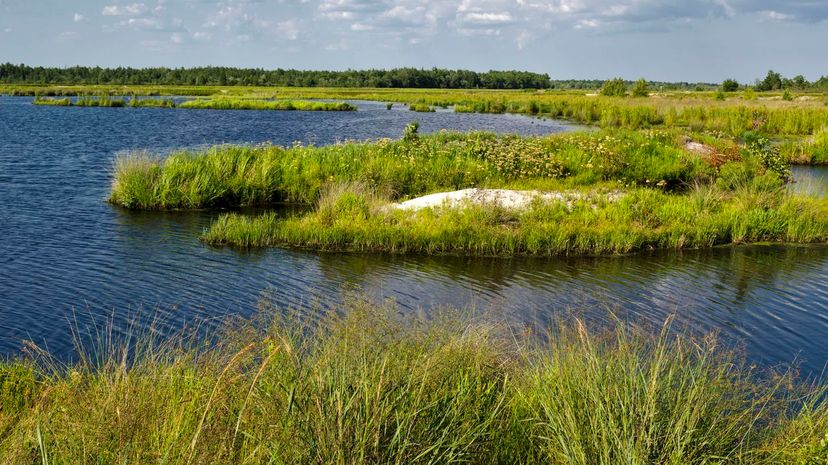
left=392, top=188, right=623, bottom=211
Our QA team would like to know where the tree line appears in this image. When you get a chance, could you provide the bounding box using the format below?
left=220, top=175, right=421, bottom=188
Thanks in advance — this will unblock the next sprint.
left=3, top=64, right=825, bottom=92
left=0, top=64, right=553, bottom=89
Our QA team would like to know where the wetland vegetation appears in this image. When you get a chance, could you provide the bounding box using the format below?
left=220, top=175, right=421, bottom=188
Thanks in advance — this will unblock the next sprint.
left=109, top=127, right=827, bottom=255
left=33, top=95, right=356, bottom=112
left=1, top=298, right=828, bottom=464
left=178, top=98, right=356, bottom=111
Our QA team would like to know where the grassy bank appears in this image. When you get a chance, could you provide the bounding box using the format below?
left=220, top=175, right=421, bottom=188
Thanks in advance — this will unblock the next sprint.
left=177, top=98, right=356, bottom=111
left=109, top=129, right=713, bottom=210
left=1, top=298, right=827, bottom=464
left=202, top=182, right=827, bottom=254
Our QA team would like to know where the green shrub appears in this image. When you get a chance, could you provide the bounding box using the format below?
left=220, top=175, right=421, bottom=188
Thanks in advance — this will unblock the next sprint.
left=722, top=79, right=740, bottom=92
left=600, top=78, right=627, bottom=97
left=631, top=78, right=650, bottom=97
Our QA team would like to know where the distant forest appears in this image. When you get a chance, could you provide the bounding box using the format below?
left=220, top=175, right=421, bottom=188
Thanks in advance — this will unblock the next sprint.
left=0, top=64, right=699, bottom=90
left=1, top=64, right=825, bottom=91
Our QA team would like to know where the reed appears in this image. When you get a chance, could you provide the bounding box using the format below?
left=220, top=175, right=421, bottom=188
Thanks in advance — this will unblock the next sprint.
left=1, top=297, right=826, bottom=464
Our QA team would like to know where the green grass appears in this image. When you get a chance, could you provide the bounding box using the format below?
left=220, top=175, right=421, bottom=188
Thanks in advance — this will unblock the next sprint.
left=1, top=298, right=827, bottom=464
left=109, top=129, right=713, bottom=210
left=33, top=95, right=126, bottom=107
left=781, top=127, right=828, bottom=164
left=128, top=96, right=176, bottom=108
left=177, top=98, right=356, bottom=111
left=202, top=180, right=828, bottom=255
left=408, top=103, right=435, bottom=112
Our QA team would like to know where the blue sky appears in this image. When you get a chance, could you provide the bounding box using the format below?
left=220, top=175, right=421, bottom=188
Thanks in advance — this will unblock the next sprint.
left=1, top=0, right=826, bottom=82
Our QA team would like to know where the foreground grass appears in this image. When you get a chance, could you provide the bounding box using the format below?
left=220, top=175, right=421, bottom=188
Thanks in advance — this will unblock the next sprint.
left=109, top=129, right=712, bottom=209
left=177, top=98, right=356, bottom=111
left=1, top=299, right=827, bottom=464
left=202, top=181, right=828, bottom=255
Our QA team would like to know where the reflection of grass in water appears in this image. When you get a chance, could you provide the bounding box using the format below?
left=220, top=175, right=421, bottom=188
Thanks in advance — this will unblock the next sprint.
left=2, top=297, right=827, bottom=464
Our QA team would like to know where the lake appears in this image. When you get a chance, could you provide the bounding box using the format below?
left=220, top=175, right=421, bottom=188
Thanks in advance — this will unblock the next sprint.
left=1, top=96, right=826, bottom=375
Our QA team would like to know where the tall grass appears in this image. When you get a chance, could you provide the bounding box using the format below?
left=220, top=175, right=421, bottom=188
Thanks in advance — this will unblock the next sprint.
left=33, top=95, right=126, bottom=107
left=202, top=180, right=828, bottom=254
left=109, top=130, right=712, bottom=210
left=1, top=298, right=826, bottom=464
left=178, top=98, right=356, bottom=111
left=128, top=96, right=176, bottom=108
left=408, top=103, right=435, bottom=112
left=32, top=96, right=71, bottom=106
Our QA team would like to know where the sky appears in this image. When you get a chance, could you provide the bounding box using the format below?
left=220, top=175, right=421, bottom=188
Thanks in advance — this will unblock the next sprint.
left=1, top=0, right=827, bottom=83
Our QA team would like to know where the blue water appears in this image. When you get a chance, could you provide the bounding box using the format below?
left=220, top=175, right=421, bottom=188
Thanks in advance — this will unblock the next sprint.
left=1, top=96, right=826, bottom=375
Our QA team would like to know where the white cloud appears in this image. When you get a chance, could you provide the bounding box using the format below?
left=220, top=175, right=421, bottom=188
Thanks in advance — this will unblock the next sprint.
left=759, top=10, right=793, bottom=21
left=73, top=13, right=85, bottom=22
left=170, top=32, right=183, bottom=43
left=102, top=3, right=148, bottom=17
left=462, top=12, right=513, bottom=24
left=516, top=29, right=531, bottom=49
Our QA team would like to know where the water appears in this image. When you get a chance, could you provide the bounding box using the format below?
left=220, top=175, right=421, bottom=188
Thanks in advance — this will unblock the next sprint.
left=1, top=96, right=826, bottom=375
left=790, top=165, right=828, bottom=197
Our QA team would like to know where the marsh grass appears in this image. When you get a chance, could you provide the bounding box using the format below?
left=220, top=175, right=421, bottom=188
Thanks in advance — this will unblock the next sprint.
left=202, top=181, right=827, bottom=254
left=782, top=127, right=828, bottom=164
left=177, top=98, right=356, bottom=111
left=33, top=95, right=126, bottom=107
left=408, top=103, right=435, bottom=112
left=1, top=297, right=827, bottom=464
left=128, top=96, right=176, bottom=108
left=31, top=96, right=71, bottom=106
left=109, top=130, right=712, bottom=210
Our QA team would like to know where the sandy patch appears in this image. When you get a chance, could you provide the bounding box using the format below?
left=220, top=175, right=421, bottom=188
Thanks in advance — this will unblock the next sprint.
left=392, top=188, right=624, bottom=211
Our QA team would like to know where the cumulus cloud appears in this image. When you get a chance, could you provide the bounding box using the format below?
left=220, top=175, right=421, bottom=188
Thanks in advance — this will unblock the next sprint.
left=73, top=13, right=85, bottom=22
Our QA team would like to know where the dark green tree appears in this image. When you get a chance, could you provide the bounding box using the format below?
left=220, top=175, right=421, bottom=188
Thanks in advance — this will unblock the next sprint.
left=721, top=79, right=739, bottom=92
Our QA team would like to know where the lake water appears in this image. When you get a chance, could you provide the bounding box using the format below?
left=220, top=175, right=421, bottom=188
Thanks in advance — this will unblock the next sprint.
left=1, top=96, right=826, bottom=375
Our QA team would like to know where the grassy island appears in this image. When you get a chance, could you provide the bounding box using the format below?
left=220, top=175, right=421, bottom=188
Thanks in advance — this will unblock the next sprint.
left=1, top=299, right=827, bottom=464
left=177, top=98, right=356, bottom=111
left=32, top=95, right=355, bottom=112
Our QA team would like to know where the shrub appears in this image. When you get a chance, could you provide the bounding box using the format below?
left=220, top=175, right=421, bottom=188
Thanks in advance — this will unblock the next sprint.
left=722, top=79, right=739, bottom=92
left=746, top=135, right=792, bottom=182
left=631, top=78, right=650, bottom=97
left=600, top=78, right=627, bottom=97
